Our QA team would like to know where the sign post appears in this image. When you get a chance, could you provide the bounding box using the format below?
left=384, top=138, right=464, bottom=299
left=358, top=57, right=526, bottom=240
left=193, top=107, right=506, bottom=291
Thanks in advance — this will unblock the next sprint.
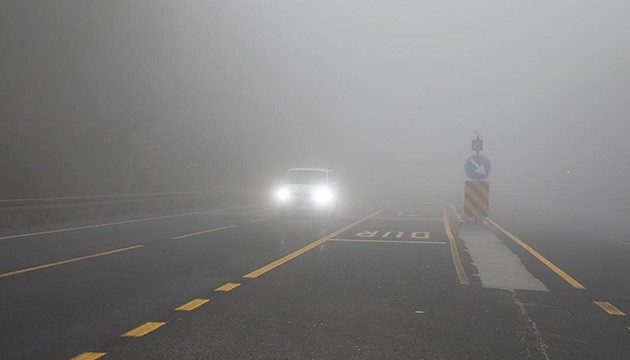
left=465, top=135, right=490, bottom=223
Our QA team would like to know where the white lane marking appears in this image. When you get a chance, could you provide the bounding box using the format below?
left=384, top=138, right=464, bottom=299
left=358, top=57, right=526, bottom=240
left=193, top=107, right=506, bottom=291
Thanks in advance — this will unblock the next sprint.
left=251, top=208, right=271, bottom=213
left=329, top=239, right=447, bottom=245
left=382, top=231, right=404, bottom=239
left=600, top=234, right=630, bottom=246
left=172, top=225, right=235, bottom=240
left=0, top=204, right=261, bottom=241
left=459, top=225, right=548, bottom=292
left=250, top=217, right=275, bottom=223
left=411, top=232, right=430, bottom=239
left=356, top=230, right=378, bottom=238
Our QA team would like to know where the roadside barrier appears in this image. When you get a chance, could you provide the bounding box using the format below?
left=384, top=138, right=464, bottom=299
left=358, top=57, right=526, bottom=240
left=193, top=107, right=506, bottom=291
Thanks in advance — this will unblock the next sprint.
left=0, top=190, right=262, bottom=230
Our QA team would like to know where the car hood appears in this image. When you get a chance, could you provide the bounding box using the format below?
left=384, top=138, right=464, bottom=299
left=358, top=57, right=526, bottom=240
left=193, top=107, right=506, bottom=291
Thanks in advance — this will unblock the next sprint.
left=283, top=184, right=325, bottom=193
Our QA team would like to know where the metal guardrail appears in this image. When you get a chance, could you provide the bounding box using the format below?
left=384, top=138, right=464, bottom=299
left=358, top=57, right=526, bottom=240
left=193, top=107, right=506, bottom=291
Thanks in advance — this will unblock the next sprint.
left=0, top=190, right=262, bottom=230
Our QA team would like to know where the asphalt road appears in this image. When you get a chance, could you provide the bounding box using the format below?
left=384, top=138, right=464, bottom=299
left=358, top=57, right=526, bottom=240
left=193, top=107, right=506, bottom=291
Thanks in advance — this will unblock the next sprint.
left=1, top=198, right=629, bottom=359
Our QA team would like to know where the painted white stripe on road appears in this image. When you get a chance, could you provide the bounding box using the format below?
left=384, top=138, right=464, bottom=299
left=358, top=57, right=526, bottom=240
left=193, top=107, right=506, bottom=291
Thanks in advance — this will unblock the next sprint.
left=0, top=204, right=261, bottom=241
left=171, top=225, right=235, bottom=240
left=250, top=217, right=275, bottom=223
left=459, top=225, right=548, bottom=292
left=330, top=239, right=447, bottom=245
left=600, top=234, right=630, bottom=246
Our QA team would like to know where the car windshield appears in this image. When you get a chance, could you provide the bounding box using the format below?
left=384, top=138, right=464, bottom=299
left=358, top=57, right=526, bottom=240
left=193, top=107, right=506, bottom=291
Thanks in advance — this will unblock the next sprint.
left=284, top=170, right=327, bottom=185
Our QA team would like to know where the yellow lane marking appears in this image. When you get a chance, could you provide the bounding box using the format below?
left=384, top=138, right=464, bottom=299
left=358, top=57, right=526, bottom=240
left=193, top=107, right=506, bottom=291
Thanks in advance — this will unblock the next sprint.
left=594, top=301, right=626, bottom=316
left=172, top=225, right=235, bottom=240
left=0, top=204, right=261, bottom=241
left=70, top=352, right=107, bottom=360
left=250, top=217, right=275, bottom=223
left=0, top=245, right=144, bottom=279
left=122, top=322, right=166, bottom=337
left=243, top=210, right=382, bottom=279
left=487, top=218, right=586, bottom=290
left=215, top=282, right=241, bottom=292
left=439, top=205, right=470, bottom=285
left=329, top=239, right=447, bottom=245
left=176, top=298, right=210, bottom=311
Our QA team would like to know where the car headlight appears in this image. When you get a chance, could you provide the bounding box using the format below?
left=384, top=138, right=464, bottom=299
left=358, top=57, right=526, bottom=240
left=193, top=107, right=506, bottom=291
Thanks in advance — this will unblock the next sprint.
left=276, top=188, right=291, bottom=202
left=313, top=187, right=334, bottom=204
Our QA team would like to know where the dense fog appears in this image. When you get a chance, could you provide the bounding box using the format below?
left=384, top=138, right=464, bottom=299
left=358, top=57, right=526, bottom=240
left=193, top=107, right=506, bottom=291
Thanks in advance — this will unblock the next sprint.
left=2, top=1, right=629, bottom=215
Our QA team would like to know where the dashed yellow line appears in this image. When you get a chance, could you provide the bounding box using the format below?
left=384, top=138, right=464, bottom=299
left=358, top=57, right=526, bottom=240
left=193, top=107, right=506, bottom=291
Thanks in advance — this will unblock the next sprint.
left=70, top=352, right=107, bottom=360
left=176, top=298, right=210, bottom=311
left=215, top=283, right=241, bottom=292
left=0, top=245, right=144, bottom=280
left=121, top=322, right=166, bottom=337
left=487, top=218, right=586, bottom=290
left=439, top=205, right=469, bottom=285
left=594, top=301, right=626, bottom=316
left=243, top=210, right=382, bottom=279
left=0, top=204, right=260, bottom=241
left=172, top=225, right=235, bottom=240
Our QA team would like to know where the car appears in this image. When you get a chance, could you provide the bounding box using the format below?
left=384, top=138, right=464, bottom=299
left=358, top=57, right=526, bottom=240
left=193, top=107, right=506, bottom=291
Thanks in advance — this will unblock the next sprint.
left=275, top=167, right=339, bottom=216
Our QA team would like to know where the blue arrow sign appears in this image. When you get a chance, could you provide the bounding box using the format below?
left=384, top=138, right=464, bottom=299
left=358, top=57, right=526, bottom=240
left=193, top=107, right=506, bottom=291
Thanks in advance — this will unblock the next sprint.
left=465, top=154, right=491, bottom=180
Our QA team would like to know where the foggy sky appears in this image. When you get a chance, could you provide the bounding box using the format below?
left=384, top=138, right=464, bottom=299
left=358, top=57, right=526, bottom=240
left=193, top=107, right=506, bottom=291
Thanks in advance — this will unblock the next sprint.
left=2, top=1, right=630, bottom=209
